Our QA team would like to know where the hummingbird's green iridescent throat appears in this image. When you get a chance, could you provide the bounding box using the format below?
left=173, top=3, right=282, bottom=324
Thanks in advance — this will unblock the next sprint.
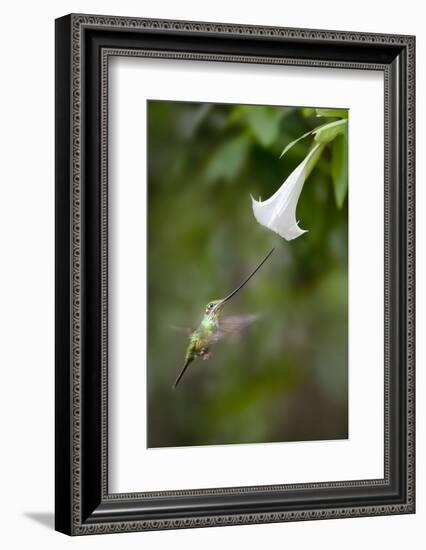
left=172, top=248, right=275, bottom=389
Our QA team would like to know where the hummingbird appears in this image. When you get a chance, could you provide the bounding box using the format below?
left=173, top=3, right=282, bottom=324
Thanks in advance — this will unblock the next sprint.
left=173, top=248, right=274, bottom=389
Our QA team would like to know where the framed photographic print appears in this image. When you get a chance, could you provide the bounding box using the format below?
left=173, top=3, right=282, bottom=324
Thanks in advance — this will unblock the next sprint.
left=55, top=14, right=415, bottom=535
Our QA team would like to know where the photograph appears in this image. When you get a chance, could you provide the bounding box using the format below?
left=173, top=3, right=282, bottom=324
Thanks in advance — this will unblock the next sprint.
left=147, top=100, right=349, bottom=448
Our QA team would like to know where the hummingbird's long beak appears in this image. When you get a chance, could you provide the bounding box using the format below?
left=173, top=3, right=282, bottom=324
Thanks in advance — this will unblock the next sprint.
left=213, top=248, right=275, bottom=312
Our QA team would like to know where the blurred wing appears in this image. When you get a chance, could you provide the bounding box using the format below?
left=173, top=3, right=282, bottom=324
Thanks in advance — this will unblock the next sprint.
left=168, top=324, right=193, bottom=335
left=213, top=314, right=259, bottom=342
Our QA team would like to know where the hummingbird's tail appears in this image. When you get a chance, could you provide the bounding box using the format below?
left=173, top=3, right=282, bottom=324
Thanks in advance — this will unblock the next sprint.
left=173, top=356, right=194, bottom=389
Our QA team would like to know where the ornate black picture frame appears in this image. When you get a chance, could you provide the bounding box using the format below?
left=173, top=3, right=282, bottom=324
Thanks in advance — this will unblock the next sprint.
left=55, top=14, right=415, bottom=535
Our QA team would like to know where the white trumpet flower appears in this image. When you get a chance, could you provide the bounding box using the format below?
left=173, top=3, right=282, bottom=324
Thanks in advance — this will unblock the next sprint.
left=251, top=144, right=323, bottom=241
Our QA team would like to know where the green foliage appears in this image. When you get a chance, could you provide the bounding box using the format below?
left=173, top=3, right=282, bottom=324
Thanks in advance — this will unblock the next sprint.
left=147, top=100, right=348, bottom=448
left=314, top=119, right=347, bottom=144
left=241, top=105, right=287, bottom=146
left=205, top=134, right=251, bottom=183
left=279, top=113, right=348, bottom=209
left=331, top=133, right=349, bottom=208
left=316, top=108, right=348, bottom=119
left=279, top=129, right=313, bottom=158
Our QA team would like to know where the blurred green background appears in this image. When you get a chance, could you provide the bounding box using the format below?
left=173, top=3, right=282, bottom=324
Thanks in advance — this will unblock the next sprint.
left=147, top=100, right=348, bottom=448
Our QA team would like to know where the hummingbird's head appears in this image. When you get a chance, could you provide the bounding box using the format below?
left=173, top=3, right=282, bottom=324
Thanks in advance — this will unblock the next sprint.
left=205, top=300, right=224, bottom=317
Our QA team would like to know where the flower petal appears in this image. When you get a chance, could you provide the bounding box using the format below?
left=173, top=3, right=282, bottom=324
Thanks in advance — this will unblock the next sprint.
left=251, top=144, right=322, bottom=241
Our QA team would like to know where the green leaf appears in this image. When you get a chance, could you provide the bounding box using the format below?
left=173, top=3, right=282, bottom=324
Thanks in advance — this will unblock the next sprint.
left=244, top=106, right=284, bottom=147
left=305, top=144, right=325, bottom=179
left=331, top=133, right=348, bottom=208
left=181, top=103, right=212, bottom=140
left=316, top=108, right=349, bottom=119
left=301, top=107, right=316, bottom=117
left=279, top=119, right=347, bottom=159
left=205, top=135, right=250, bottom=183
left=314, top=119, right=347, bottom=145
left=279, top=129, right=313, bottom=158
